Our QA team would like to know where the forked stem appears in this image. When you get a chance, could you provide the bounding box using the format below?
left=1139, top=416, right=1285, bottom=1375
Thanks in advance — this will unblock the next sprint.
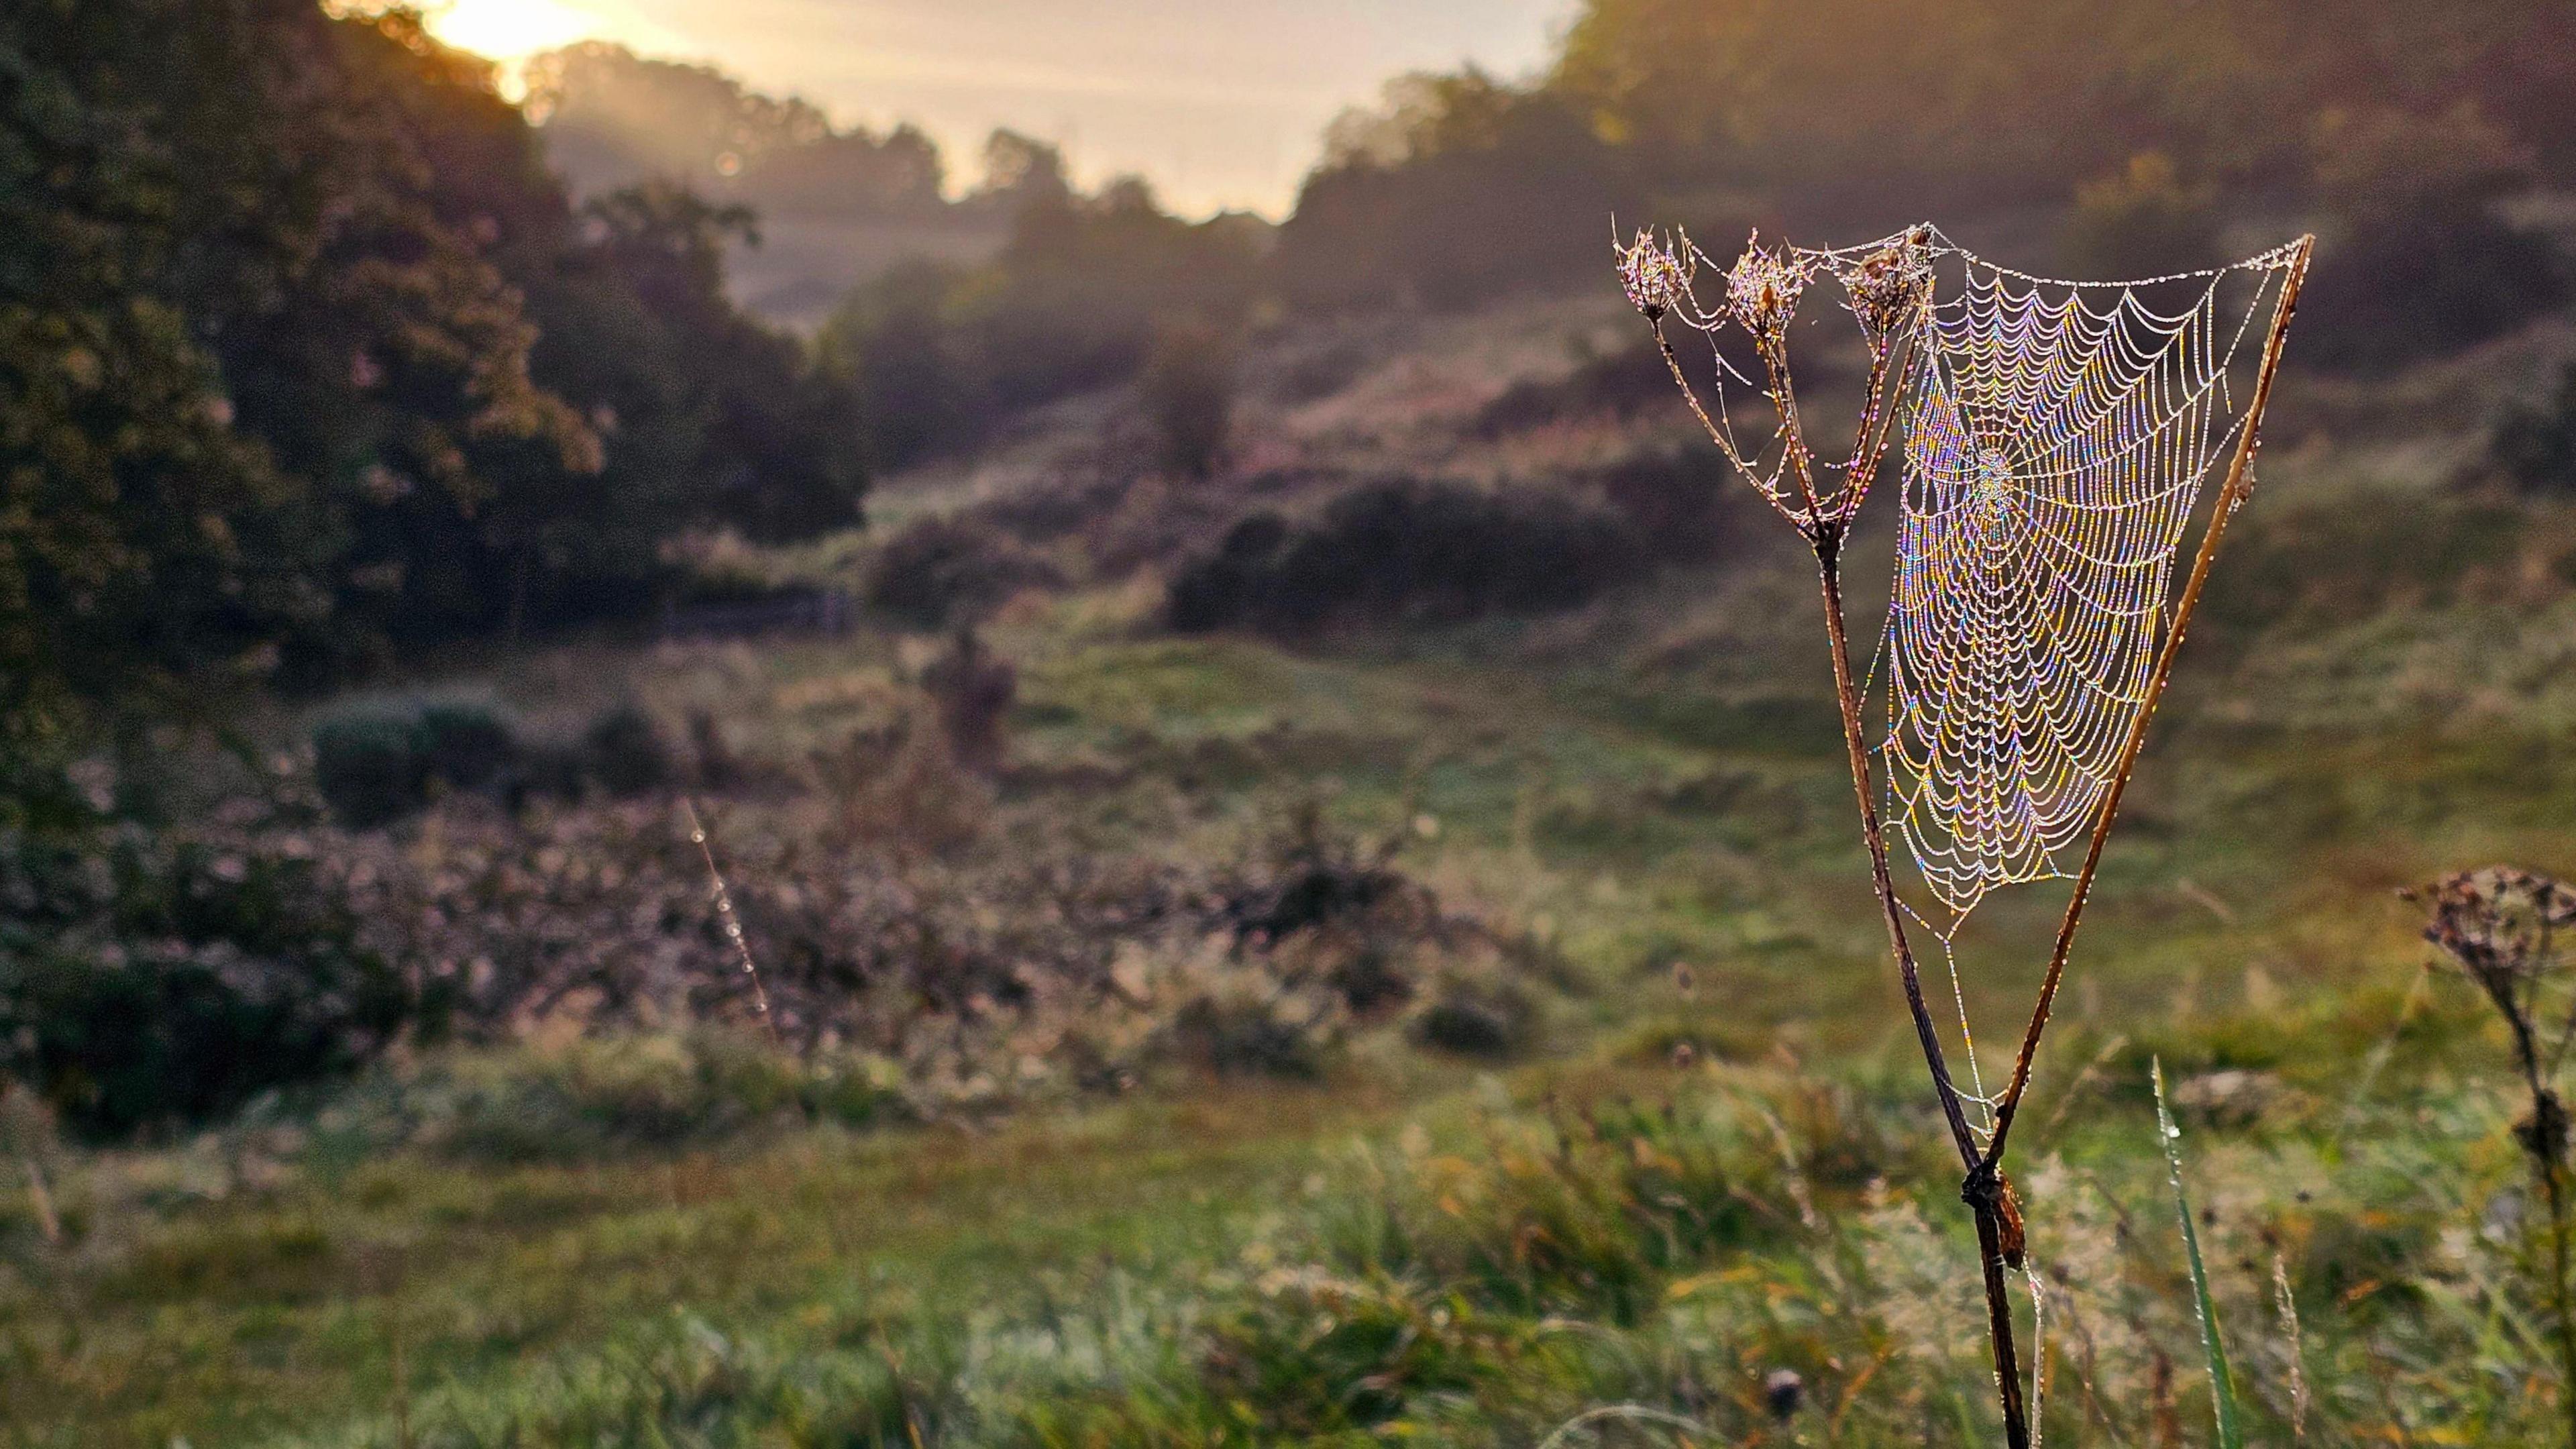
left=1815, top=531, right=2031, bottom=1449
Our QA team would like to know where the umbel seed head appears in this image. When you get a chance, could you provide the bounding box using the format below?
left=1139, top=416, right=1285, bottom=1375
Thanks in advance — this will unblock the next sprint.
left=1617, top=227, right=1694, bottom=322
left=1841, top=225, right=1933, bottom=346
left=1726, top=231, right=1807, bottom=338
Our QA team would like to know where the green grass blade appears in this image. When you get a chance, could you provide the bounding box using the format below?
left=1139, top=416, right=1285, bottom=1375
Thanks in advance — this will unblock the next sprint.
left=2156, top=1056, right=2243, bottom=1449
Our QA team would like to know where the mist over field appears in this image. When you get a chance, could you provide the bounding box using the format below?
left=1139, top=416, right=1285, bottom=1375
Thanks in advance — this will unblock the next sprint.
left=5, top=2, right=2576, bottom=1444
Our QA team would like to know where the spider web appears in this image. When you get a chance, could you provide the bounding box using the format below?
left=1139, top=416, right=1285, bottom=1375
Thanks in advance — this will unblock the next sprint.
left=1856, top=232, right=2303, bottom=1112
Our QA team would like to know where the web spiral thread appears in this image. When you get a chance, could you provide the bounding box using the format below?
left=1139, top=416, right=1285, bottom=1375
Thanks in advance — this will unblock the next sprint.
left=1870, top=236, right=2298, bottom=936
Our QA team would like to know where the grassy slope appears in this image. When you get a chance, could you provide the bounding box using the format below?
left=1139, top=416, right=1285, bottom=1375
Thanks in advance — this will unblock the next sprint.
left=7, top=298, right=2576, bottom=1444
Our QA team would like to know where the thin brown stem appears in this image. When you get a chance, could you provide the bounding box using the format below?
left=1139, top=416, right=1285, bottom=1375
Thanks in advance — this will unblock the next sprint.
left=1648, top=322, right=1806, bottom=530
left=2535, top=1122, right=2576, bottom=1448
left=1980, top=237, right=2313, bottom=1173
left=1757, top=336, right=1825, bottom=519
left=18, top=1152, right=59, bottom=1245
left=1815, top=539, right=2027, bottom=1448
left=682, top=796, right=781, bottom=1044
left=2506, top=1008, right=2576, bottom=1448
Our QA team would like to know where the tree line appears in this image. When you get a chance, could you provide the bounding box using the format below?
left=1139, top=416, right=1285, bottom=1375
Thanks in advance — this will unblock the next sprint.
left=1, top=1, right=868, bottom=769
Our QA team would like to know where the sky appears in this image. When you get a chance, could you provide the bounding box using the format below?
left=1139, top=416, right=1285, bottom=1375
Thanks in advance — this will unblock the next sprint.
left=419, top=0, right=1574, bottom=218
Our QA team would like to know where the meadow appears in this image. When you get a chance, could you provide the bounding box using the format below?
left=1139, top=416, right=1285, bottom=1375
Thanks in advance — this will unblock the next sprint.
left=7, top=284, right=2576, bottom=1446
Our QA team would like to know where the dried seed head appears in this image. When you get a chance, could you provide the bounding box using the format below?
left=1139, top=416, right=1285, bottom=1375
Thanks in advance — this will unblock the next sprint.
left=1725, top=231, right=1809, bottom=339
left=2418, top=865, right=2576, bottom=1000
left=1840, top=225, right=1933, bottom=347
left=1617, top=227, right=1695, bottom=322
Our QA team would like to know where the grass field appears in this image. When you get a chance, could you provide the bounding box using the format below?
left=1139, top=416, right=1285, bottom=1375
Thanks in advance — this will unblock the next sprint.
left=7, top=296, right=2576, bottom=1445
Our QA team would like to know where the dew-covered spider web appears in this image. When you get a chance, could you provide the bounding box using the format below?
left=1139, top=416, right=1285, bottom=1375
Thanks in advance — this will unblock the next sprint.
left=1858, top=229, right=2306, bottom=1115
left=1623, top=219, right=2305, bottom=1123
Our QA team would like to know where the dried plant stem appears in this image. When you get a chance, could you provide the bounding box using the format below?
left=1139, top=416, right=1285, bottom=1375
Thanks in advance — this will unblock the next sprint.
left=2506, top=1003, right=2576, bottom=1447
left=1814, top=535, right=2029, bottom=1446
left=1979, top=238, right=2312, bottom=1174
left=18, top=1152, right=59, bottom=1245
left=682, top=796, right=780, bottom=1044
left=1631, top=227, right=2308, bottom=1449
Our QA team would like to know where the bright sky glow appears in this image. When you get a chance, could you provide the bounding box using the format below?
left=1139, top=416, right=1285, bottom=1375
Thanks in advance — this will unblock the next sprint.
left=421, top=0, right=684, bottom=70
left=420, top=0, right=1571, bottom=218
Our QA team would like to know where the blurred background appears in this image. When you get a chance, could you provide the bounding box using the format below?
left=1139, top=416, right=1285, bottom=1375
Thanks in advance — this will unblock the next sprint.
left=5, top=1, right=2576, bottom=1444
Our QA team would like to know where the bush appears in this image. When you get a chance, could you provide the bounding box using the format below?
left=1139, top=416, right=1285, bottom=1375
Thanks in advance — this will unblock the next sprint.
left=311, top=709, right=429, bottom=828
left=865, top=517, right=1063, bottom=630
left=1139, top=321, right=1238, bottom=479
left=314, top=700, right=527, bottom=826
left=1171, top=979, right=1342, bottom=1079
left=423, top=1034, right=909, bottom=1163
left=2302, top=106, right=2565, bottom=370
left=580, top=704, right=673, bottom=797
left=0, top=823, right=421, bottom=1139
left=1593, top=449, right=1729, bottom=563
left=1408, top=976, right=1537, bottom=1060
left=1470, top=339, right=1673, bottom=438
left=1167, top=480, right=1651, bottom=634
left=2495, top=361, right=2576, bottom=493
left=415, top=700, right=519, bottom=792
left=921, top=628, right=1016, bottom=777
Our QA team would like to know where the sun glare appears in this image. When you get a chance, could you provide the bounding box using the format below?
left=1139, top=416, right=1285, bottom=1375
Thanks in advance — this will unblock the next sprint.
left=421, top=0, right=600, bottom=66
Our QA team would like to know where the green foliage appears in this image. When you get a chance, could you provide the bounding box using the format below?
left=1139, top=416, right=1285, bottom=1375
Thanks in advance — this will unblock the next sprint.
left=818, top=158, right=1267, bottom=453
left=1281, top=0, right=2573, bottom=362
left=1279, top=71, right=1625, bottom=311
left=1138, top=321, right=1238, bottom=480
left=0, top=1, right=867, bottom=754
left=0, top=803, right=420, bottom=1140
left=415, top=700, right=519, bottom=794
left=2497, top=362, right=2576, bottom=494
left=313, top=708, right=433, bottom=828
left=864, top=517, right=1061, bottom=630
left=2156, top=1059, right=2245, bottom=1448
left=407, top=1033, right=908, bottom=1163
left=578, top=703, right=673, bottom=798
left=313, top=698, right=523, bottom=826
left=1407, top=975, right=1537, bottom=1059
left=1168, top=480, right=1652, bottom=634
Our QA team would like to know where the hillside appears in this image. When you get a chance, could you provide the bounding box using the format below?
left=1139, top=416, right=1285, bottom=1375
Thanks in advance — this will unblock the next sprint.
left=12, top=3, right=2576, bottom=1445
left=8, top=272, right=2576, bottom=1443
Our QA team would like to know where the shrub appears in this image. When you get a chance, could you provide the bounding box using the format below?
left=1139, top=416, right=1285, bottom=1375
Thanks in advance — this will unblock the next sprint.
left=2495, top=361, right=2576, bottom=493
left=1167, top=513, right=1292, bottom=633
left=1170, top=978, right=1343, bottom=1079
left=424, top=1034, right=909, bottom=1163
left=1593, top=449, right=1729, bottom=563
left=2302, top=106, right=2565, bottom=370
left=1139, top=321, right=1238, bottom=479
left=580, top=704, right=673, bottom=797
left=1470, top=339, right=1673, bottom=437
left=415, top=700, right=519, bottom=792
left=1409, top=976, right=1537, bottom=1060
left=0, top=824, right=420, bottom=1139
left=865, top=517, right=1063, bottom=630
left=920, top=628, right=1016, bottom=777
left=313, top=700, right=527, bottom=825
left=311, top=708, right=428, bottom=828
left=1167, top=480, right=1650, bottom=634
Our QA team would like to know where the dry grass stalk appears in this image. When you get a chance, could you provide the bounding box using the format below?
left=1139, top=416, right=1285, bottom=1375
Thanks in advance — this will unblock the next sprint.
left=2410, top=865, right=2576, bottom=1445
